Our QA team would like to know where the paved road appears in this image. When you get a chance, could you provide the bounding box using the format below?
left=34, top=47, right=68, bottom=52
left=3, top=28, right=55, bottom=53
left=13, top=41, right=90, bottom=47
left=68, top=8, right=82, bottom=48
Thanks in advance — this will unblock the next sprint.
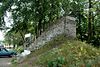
left=0, top=57, right=12, bottom=67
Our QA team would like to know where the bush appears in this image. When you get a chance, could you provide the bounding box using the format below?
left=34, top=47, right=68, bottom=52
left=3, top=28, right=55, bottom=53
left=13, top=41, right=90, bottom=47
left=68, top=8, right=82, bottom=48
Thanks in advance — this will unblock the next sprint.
left=11, top=58, right=18, bottom=64
left=48, top=56, right=65, bottom=67
left=15, top=46, right=24, bottom=53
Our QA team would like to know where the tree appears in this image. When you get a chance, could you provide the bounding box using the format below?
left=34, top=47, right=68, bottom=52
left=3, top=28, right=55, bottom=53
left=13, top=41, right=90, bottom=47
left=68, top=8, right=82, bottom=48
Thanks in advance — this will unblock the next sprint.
left=88, top=0, right=92, bottom=42
left=0, top=0, right=100, bottom=47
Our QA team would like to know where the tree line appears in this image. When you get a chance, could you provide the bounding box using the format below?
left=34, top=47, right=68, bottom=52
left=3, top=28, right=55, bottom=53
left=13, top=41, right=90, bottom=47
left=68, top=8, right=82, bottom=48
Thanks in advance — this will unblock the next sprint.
left=0, top=0, right=100, bottom=48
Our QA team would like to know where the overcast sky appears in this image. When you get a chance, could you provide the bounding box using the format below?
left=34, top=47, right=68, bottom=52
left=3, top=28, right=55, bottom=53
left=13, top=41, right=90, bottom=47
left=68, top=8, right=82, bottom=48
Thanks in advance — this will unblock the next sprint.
left=0, top=11, right=12, bottom=41
left=0, top=31, right=4, bottom=41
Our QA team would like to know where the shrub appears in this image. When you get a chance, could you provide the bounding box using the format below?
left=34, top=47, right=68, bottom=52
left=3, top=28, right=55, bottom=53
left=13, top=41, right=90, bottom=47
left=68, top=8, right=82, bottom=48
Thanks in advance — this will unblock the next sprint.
left=48, top=56, right=65, bottom=67
left=15, top=46, right=24, bottom=53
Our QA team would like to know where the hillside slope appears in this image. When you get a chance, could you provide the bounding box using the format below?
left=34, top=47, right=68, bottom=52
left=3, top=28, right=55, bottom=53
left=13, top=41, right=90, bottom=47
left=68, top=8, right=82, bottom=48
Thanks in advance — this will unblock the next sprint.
left=14, top=35, right=100, bottom=67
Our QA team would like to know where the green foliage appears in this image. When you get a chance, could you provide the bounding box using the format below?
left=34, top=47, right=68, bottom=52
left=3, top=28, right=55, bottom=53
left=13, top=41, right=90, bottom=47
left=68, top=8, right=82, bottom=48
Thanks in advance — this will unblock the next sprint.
left=11, top=58, right=18, bottom=64
left=0, top=0, right=70, bottom=47
left=36, top=40, right=100, bottom=67
left=48, top=56, right=65, bottom=67
left=4, top=30, right=25, bottom=48
left=0, top=0, right=100, bottom=47
left=12, top=35, right=100, bottom=67
left=15, top=46, right=24, bottom=53
left=75, top=0, right=100, bottom=46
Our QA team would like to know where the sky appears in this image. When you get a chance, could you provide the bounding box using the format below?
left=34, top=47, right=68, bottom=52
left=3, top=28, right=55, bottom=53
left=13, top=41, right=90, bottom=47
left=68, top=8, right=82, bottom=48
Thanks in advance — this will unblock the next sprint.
left=0, top=11, right=12, bottom=41
left=0, top=31, right=4, bottom=41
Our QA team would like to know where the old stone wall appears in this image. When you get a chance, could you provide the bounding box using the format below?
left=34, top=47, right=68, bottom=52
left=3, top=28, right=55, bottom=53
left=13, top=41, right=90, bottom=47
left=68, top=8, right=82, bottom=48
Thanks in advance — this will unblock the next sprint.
left=27, top=16, right=76, bottom=51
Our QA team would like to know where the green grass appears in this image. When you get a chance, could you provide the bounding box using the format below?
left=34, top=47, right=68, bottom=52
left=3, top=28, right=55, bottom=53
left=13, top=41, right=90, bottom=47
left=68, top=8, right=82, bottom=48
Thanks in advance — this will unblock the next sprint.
left=37, top=40, right=100, bottom=67
left=14, top=35, right=100, bottom=67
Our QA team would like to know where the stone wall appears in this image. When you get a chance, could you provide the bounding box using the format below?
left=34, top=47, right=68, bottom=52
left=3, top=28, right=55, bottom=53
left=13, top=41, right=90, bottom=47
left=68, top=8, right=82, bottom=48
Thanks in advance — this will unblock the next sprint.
left=27, top=16, right=76, bottom=51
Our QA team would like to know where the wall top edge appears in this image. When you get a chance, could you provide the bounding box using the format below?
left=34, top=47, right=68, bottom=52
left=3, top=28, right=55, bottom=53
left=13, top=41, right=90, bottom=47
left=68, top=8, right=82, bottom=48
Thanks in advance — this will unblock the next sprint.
left=66, top=16, right=76, bottom=21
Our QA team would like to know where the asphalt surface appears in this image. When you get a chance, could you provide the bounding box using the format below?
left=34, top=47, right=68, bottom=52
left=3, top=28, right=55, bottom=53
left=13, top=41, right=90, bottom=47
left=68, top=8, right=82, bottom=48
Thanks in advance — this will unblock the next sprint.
left=0, top=57, right=12, bottom=67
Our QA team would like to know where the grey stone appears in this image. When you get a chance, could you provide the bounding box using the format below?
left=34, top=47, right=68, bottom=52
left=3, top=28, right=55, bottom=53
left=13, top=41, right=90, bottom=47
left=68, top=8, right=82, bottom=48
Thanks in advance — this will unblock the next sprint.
left=27, top=16, right=76, bottom=51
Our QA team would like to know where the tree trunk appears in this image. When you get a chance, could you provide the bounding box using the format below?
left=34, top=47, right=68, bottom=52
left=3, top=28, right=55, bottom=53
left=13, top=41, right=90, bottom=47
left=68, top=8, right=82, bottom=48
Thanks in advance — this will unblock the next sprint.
left=78, top=12, right=83, bottom=41
left=92, top=13, right=95, bottom=36
left=19, top=31, right=25, bottom=49
left=88, top=0, right=92, bottom=42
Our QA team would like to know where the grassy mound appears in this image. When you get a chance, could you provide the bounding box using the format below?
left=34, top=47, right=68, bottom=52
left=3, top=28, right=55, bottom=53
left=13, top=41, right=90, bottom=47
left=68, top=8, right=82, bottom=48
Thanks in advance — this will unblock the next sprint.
left=37, top=41, right=100, bottom=67
left=15, top=35, right=100, bottom=67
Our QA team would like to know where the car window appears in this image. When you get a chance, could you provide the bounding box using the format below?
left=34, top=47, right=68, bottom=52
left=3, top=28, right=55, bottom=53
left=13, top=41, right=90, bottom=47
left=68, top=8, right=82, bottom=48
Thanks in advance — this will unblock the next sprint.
left=3, top=48, right=8, bottom=52
left=0, top=48, right=8, bottom=52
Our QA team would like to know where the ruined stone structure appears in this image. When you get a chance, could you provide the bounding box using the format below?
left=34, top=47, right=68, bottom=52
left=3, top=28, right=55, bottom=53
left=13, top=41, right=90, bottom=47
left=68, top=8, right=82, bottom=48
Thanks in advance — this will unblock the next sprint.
left=27, top=16, right=76, bottom=51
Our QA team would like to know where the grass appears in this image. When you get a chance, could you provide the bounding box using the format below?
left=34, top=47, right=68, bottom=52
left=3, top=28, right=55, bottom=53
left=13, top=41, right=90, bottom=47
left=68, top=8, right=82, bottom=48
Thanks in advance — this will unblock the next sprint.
left=13, top=35, right=100, bottom=67
left=36, top=40, right=100, bottom=67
